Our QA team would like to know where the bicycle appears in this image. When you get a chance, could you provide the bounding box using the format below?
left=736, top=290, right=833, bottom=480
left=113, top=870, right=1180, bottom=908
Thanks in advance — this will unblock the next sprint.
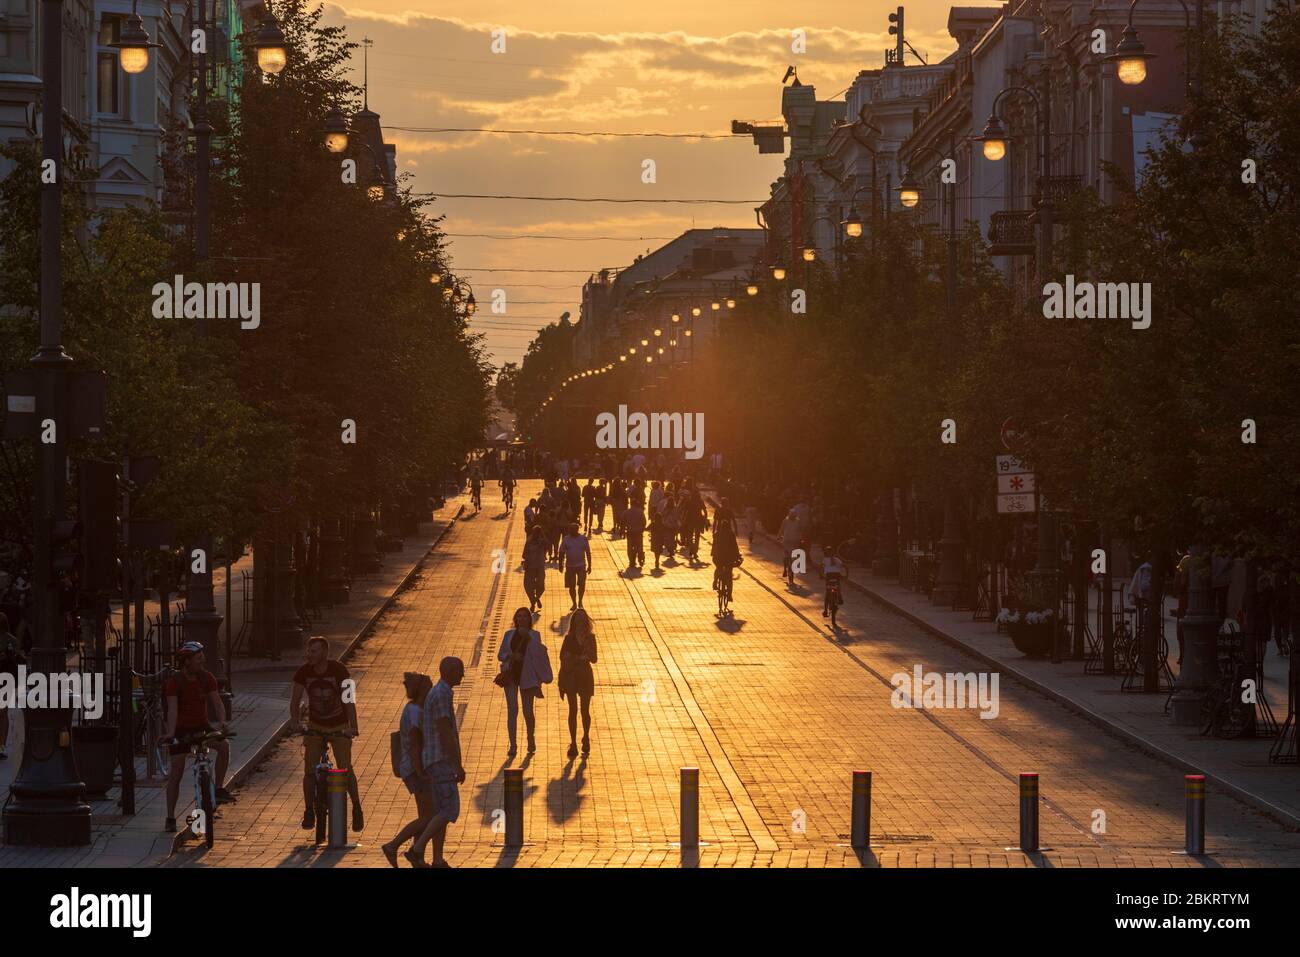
left=502, top=484, right=515, bottom=511
left=1200, top=632, right=1256, bottom=739
left=165, top=728, right=235, bottom=849
left=471, top=486, right=482, bottom=513
left=299, top=727, right=355, bottom=845
left=131, top=664, right=174, bottom=778
left=714, top=564, right=735, bottom=617
left=825, top=573, right=843, bottom=628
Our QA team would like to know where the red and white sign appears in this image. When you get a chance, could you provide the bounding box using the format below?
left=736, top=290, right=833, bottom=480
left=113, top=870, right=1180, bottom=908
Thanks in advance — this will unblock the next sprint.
left=1000, top=417, right=1020, bottom=452
left=997, top=472, right=1036, bottom=494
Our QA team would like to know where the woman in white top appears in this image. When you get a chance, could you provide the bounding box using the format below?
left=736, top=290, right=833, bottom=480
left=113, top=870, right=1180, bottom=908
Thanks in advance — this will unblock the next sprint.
left=497, top=607, right=554, bottom=757
left=381, top=672, right=433, bottom=868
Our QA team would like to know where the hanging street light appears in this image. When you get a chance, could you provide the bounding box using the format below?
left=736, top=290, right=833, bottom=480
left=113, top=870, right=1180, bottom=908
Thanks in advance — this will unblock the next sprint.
left=1107, top=23, right=1156, bottom=85
left=323, top=106, right=350, bottom=153
left=111, top=4, right=159, bottom=75
left=976, top=114, right=1008, bottom=162
left=898, top=170, right=922, bottom=208
left=252, top=7, right=289, bottom=75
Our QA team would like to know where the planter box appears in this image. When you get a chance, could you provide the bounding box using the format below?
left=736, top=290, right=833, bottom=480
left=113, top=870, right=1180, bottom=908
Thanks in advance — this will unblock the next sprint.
left=1007, top=619, right=1054, bottom=657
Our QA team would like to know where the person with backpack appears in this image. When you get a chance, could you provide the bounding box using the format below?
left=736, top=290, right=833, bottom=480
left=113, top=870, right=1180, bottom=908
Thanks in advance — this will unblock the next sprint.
left=381, top=672, right=433, bottom=867
left=495, top=607, right=553, bottom=757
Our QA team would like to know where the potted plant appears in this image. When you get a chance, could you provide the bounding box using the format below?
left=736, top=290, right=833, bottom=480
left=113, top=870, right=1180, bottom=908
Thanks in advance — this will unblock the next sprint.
left=998, top=578, right=1057, bottom=656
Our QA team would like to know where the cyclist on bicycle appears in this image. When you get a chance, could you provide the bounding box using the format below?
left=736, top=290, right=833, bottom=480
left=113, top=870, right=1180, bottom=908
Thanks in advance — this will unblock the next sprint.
left=822, top=544, right=846, bottom=619
left=469, top=467, right=483, bottom=512
left=500, top=466, right=517, bottom=510
left=711, top=497, right=742, bottom=600
left=160, top=641, right=232, bottom=833
left=290, top=636, right=363, bottom=832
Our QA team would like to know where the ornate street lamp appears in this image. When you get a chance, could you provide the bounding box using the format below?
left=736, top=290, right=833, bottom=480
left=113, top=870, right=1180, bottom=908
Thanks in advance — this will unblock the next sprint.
left=898, top=169, right=922, bottom=208
left=843, top=208, right=863, bottom=238
left=771, top=261, right=786, bottom=281
left=802, top=246, right=816, bottom=262
left=110, top=2, right=160, bottom=75
left=726, top=297, right=736, bottom=309
left=1108, top=23, right=1155, bottom=85
left=746, top=282, right=759, bottom=296
left=976, top=113, right=1008, bottom=162
left=323, top=106, right=350, bottom=153
left=711, top=300, right=720, bottom=311
left=252, top=5, right=289, bottom=75
left=691, top=306, right=701, bottom=317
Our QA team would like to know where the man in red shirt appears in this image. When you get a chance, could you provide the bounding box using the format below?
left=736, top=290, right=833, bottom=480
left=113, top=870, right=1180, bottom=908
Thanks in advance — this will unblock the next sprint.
left=290, top=636, right=362, bottom=831
left=161, top=641, right=232, bottom=833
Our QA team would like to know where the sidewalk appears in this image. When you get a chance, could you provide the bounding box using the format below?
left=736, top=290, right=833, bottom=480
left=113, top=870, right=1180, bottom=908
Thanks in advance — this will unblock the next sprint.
left=748, top=526, right=1300, bottom=828
left=0, top=498, right=463, bottom=866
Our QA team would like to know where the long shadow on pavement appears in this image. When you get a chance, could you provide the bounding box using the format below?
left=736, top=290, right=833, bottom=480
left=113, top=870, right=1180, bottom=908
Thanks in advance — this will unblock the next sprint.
left=546, top=755, right=588, bottom=824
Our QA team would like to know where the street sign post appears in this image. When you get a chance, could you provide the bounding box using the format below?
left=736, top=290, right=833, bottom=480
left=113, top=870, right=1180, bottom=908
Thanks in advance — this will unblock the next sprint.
left=996, top=455, right=1036, bottom=514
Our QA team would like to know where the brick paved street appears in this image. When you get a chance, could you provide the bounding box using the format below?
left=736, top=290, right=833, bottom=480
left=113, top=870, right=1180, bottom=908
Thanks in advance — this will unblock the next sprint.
left=164, top=481, right=1300, bottom=867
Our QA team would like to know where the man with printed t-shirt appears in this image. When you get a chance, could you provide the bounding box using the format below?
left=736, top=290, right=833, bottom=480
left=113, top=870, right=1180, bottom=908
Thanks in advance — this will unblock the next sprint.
left=290, top=636, right=363, bottom=832
left=161, top=641, right=232, bottom=833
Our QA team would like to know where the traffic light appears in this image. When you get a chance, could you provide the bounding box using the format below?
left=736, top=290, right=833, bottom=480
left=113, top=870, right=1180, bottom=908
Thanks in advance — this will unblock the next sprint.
left=889, top=6, right=905, bottom=61
left=79, top=460, right=122, bottom=595
left=51, top=518, right=83, bottom=577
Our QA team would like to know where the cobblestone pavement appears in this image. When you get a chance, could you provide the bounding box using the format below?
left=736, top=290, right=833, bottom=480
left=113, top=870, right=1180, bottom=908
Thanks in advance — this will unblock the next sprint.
left=165, top=481, right=1300, bottom=867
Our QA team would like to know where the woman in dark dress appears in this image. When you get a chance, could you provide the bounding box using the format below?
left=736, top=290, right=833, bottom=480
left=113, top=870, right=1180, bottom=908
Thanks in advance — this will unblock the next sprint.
left=558, top=609, right=598, bottom=757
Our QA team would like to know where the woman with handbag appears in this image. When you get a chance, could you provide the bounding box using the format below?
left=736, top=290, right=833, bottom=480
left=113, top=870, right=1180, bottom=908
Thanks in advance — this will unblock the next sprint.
left=558, top=609, right=598, bottom=758
left=496, top=607, right=553, bottom=757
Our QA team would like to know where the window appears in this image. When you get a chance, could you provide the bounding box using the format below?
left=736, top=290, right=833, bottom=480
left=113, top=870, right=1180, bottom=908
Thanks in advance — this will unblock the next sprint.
left=96, top=16, right=121, bottom=115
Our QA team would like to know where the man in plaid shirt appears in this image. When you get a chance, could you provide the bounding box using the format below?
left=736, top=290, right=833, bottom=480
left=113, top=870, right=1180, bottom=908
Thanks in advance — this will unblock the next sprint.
left=408, top=657, right=465, bottom=867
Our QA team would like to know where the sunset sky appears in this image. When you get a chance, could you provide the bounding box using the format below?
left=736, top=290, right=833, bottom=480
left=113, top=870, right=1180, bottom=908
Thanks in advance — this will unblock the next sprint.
left=319, top=2, right=967, bottom=366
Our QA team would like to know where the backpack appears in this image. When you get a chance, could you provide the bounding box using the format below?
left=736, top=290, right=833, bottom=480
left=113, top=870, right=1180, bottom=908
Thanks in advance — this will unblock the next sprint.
left=390, top=730, right=404, bottom=777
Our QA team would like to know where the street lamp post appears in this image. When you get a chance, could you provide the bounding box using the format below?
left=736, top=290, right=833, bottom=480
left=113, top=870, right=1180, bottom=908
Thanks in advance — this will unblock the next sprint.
left=1106, top=0, right=1216, bottom=715
left=975, top=82, right=1052, bottom=284
left=977, top=81, right=1062, bottom=644
left=900, top=136, right=966, bottom=607
left=184, top=0, right=286, bottom=680
left=3, top=0, right=93, bottom=846
left=181, top=0, right=224, bottom=678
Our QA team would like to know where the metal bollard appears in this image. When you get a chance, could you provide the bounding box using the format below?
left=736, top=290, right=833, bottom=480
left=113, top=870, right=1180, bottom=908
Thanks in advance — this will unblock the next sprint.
left=504, top=768, right=524, bottom=847
left=680, top=767, right=699, bottom=848
left=326, top=769, right=349, bottom=848
left=1185, top=774, right=1205, bottom=855
left=851, top=771, right=872, bottom=849
left=1019, top=772, right=1039, bottom=852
